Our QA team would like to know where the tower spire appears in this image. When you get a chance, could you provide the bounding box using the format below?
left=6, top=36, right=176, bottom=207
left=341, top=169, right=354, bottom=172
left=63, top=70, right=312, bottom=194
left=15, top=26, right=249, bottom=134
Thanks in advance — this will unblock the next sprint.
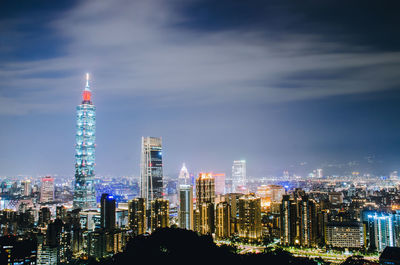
left=85, top=73, right=90, bottom=89
left=82, top=73, right=92, bottom=103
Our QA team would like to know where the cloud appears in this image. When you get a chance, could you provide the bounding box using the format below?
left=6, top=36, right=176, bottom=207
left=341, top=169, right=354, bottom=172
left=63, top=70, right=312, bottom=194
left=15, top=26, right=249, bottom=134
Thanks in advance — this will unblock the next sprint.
left=0, top=0, right=399, bottom=117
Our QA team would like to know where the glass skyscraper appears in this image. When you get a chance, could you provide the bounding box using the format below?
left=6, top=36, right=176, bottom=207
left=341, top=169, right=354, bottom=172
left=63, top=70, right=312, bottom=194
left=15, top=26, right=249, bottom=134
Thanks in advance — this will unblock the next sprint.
left=179, top=184, right=193, bottom=230
left=232, top=160, right=246, bottom=192
left=140, top=137, right=163, bottom=209
left=73, top=74, right=97, bottom=210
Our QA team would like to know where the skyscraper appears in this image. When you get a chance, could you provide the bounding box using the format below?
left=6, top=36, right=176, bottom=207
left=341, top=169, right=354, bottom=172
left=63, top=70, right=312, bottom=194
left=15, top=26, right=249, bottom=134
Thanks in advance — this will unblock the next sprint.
left=73, top=74, right=97, bottom=210
left=100, top=193, right=116, bottom=231
left=280, top=195, right=297, bottom=245
left=179, top=184, right=193, bottom=230
left=196, top=173, right=215, bottom=205
left=40, top=176, right=54, bottom=203
left=232, top=160, right=246, bottom=192
left=367, top=213, right=397, bottom=252
left=215, top=202, right=231, bottom=239
left=150, top=199, right=169, bottom=232
left=128, top=198, right=146, bottom=236
left=195, top=173, right=215, bottom=235
left=238, top=194, right=262, bottom=241
left=178, top=163, right=190, bottom=186
left=299, top=195, right=318, bottom=247
left=140, top=137, right=163, bottom=209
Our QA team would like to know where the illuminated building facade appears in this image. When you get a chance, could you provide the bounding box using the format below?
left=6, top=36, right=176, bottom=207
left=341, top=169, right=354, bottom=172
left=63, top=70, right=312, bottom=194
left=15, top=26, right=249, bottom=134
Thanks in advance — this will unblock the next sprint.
left=196, top=173, right=215, bottom=205
left=178, top=184, right=193, bottom=230
left=232, top=160, right=246, bottom=192
left=367, top=213, right=397, bottom=252
left=196, top=202, right=214, bottom=235
left=150, top=199, right=169, bottom=232
left=238, top=195, right=262, bottom=241
left=128, top=198, right=146, bottom=236
left=22, top=180, right=31, bottom=196
left=40, top=176, right=54, bottom=203
left=280, top=195, right=297, bottom=245
left=140, top=137, right=163, bottom=209
left=178, top=163, right=190, bottom=186
left=73, top=74, right=97, bottom=210
left=224, top=193, right=242, bottom=234
left=299, top=195, right=318, bottom=247
left=195, top=173, right=215, bottom=234
left=326, top=222, right=364, bottom=249
left=215, top=201, right=231, bottom=239
left=256, top=185, right=285, bottom=210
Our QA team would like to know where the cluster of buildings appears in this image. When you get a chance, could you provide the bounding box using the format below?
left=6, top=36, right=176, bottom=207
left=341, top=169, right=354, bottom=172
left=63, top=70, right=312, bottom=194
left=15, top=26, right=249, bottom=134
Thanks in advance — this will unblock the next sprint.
left=1, top=75, right=400, bottom=264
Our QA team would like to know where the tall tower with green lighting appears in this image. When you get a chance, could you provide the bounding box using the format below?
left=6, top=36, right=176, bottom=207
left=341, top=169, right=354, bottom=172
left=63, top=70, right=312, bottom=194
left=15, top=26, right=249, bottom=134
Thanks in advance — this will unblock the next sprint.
left=73, top=73, right=97, bottom=210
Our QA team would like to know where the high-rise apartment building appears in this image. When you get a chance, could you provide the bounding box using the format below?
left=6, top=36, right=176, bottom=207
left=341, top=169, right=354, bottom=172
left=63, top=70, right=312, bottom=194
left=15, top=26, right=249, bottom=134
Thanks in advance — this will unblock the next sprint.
left=215, top=202, right=231, bottom=239
left=224, top=193, right=242, bottom=234
left=195, top=173, right=215, bottom=235
left=299, top=195, right=318, bottom=247
left=196, top=202, right=214, bottom=235
left=238, top=195, right=262, bottom=241
left=280, top=195, right=297, bottom=245
left=178, top=184, right=193, bottom=230
left=367, top=213, right=397, bottom=252
left=140, top=137, right=163, bottom=209
left=40, top=176, right=54, bottom=203
left=100, top=193, right=116, bottom=231
left=128, top=198, right=146, bottom=236
left=196, top=173, right=215, bottom=205
left=150, top=199, right=169, bottom=232
left=73, top=74, right=97, bottom=210
left=232, top=160, right=246, bottom=192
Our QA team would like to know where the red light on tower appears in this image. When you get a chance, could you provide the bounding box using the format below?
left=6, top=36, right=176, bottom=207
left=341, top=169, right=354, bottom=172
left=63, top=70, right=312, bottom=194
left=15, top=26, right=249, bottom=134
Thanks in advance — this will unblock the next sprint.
left=82, top=73, right=92, bottom=102
left=83, top=90, right=91, bottom=102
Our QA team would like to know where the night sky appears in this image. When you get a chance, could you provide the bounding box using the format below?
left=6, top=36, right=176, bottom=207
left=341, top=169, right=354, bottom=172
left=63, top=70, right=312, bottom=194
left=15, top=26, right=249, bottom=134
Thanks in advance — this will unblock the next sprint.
left=1, top=0, right=400, bottom=177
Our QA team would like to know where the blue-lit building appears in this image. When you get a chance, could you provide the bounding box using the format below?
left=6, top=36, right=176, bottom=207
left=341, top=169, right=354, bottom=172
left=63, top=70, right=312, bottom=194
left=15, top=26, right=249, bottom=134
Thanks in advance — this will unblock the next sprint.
left=73, top=74, right=97, bottom=210
left=367, top=212, right=399, bottom=252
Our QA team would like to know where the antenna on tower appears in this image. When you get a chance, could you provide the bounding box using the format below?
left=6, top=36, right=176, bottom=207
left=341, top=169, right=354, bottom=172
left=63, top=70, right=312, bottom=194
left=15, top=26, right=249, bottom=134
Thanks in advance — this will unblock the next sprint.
left=86, top=73, right=90, bottom=88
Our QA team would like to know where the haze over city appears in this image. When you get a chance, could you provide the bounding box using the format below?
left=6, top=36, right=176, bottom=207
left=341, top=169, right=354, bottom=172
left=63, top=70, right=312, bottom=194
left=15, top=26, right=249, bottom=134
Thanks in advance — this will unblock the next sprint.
left=2, top=0, right=400, bottom=177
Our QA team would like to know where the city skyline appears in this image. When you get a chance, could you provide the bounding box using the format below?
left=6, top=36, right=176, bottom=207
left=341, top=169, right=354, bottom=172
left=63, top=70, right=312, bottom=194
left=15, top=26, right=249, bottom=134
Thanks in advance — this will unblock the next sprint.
left=1, top=1, right=400, bottom=178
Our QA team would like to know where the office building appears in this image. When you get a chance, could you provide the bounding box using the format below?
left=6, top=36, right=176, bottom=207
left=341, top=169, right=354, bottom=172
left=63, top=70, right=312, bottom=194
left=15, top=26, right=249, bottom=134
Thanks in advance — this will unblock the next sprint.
left=232, top=160, right=246, bottom=192
left=40, top=176, right=54, bottom=203
left=100, top=193, right=116, bottom=231
left=178, top=163, right=190, bottom=186
left=178, top=184, right=193, bottom=230
left=140, top=137, right=163, bottom=209
left=326, top=222, right=364, bottom=249
left=73, top=74, right=97, bottom=210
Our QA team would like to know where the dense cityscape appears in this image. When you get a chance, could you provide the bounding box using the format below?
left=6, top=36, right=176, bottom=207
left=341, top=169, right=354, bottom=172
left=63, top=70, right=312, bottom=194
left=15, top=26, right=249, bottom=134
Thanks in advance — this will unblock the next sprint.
left=2, top=1, right=400, bottom=265
left=0, top=75, right=399, bottom=264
